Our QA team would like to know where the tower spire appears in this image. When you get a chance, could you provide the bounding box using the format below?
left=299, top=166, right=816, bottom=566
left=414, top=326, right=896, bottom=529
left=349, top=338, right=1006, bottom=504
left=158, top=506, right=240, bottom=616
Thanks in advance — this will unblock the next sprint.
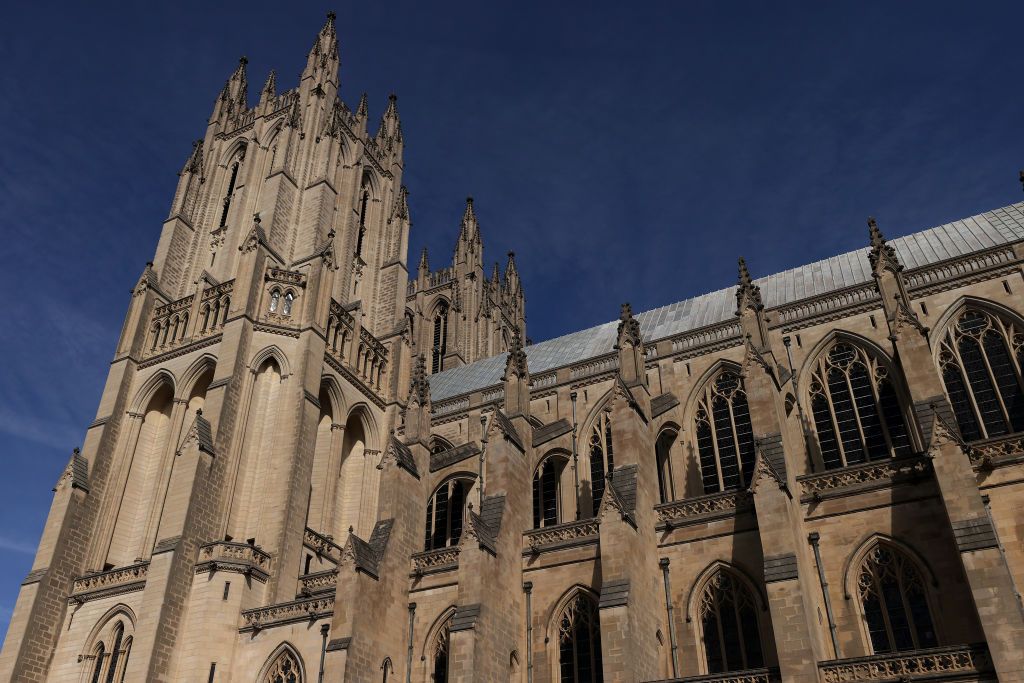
left=302, top=11, right=339, bottom=86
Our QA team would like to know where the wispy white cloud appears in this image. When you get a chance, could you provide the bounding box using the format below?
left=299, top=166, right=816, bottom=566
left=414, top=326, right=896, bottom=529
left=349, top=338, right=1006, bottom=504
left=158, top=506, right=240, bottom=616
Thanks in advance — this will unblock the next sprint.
left=0, top=536, right=37, bottom=557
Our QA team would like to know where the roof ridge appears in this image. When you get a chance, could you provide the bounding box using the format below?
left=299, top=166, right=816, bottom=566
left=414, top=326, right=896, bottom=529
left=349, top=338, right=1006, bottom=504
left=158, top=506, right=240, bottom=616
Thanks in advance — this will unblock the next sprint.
left=428, top=200, right=1024, bottom=402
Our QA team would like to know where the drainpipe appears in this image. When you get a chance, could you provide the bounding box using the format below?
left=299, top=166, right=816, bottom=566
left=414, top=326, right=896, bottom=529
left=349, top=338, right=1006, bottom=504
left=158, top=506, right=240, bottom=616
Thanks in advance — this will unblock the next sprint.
left=479, top=414, right=488, bottom=511
left=808, top=532, right=840, bottom=658
left=570, top=391, right=580, bottom=520
left=659, top=558, right=679, bottom=677
left=317, top=623, right=329, bottom=683
left=524, top=582, right=534, bottom=683
left=406, top=603, right=416, bottom=683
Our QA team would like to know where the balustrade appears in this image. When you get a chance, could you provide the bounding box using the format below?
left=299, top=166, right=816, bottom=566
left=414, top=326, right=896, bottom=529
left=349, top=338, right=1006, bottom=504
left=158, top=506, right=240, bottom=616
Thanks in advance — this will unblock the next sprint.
left=819, top=644, right=991, bottom=682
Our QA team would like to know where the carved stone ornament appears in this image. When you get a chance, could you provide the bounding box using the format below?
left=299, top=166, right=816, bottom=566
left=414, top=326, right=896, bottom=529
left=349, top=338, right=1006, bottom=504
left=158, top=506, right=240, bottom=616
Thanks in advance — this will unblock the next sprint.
left=615, top=303, right=642, bottom=349
left=867, top=217, right=903, bottom=276
left=735, top=256, right=764, bottom=314
left=748, top=451, right=787, bottom=496
left=408, top=354, right=430, bottom=407
left=502, top=330, right=529, bottom=381
left=240, top=214, right=264, bottom=254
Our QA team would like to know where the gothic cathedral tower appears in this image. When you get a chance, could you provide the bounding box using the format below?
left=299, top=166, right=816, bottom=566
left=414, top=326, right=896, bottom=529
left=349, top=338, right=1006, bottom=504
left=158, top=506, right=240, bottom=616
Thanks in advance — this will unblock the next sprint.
left=0, top=14, right=525, bottom=681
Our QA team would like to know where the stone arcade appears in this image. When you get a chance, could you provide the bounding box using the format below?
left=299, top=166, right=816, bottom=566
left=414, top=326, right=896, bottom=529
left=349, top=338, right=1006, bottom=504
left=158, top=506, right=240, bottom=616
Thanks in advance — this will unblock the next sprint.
left=3, top=13, right=1024, bottom=683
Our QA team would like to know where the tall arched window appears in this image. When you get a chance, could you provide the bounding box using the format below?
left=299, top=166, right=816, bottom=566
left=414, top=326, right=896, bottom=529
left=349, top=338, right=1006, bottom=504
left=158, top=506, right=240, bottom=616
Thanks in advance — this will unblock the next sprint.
left=219, top=157, right=241, bottom=228
left=808, top=341, right=912, bottom=470
left=424, top=477, right=474, bottom=550
left=283, top=291, right=294, bottom=316
left=558, top=592, right=603, bottom=683
left=90, top=644, right=105, bottom=683
left=693, top=371, right=755, bottom=494
left=938, top=308, right=1024, bottom=441
left=588, top=411, right=614, bottom=516
left=269, top=289, right=280, bottom=313
left=263, top=647, right=302, bottom=683
left=533, top=455, right=569, bottom=528
left=698, top=569, right=764, bottom=674
left=356, top=189, right=370, bottom=257
left=432, top=616, right=452, bottom=682
left=103, top=623, right=124, bottom=683
left=655, top=430, right=676, bottom=503
left=432, top=304, right=449, bottom=373
left=857, top=543, right=937, bottom=654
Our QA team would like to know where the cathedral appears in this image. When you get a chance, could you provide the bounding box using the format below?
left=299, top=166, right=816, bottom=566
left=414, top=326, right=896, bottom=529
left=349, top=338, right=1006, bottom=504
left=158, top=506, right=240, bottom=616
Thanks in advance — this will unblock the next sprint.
left=5, top=13, right=1024, bottom=683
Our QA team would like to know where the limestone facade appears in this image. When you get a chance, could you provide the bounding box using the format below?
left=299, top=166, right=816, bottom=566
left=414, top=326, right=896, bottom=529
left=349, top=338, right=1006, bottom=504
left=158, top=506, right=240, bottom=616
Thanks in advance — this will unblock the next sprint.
left=3, top=13, right=1024, bottom=683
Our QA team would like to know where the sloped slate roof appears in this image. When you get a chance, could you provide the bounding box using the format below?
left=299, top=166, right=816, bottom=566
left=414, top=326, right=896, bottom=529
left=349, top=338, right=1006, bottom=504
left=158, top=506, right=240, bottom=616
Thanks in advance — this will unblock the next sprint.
left=429, top=202, right=1024, bottom=402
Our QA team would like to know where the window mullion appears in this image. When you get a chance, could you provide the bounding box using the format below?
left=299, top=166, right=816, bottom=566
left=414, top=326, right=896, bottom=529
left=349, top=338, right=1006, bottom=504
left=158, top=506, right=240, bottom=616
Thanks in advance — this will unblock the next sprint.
left=727, top=399, right=744, bottom=488
left=844, top=368, right=871, bottom=459
left=874, top=572, right=896, bottom=653
left=979, top=335, right=1013, bottom=428
left=950, top=337, right=987, bottom=439
left=706, top=393, right=725, bottom=492
left=821, top=363, right=848, bottom=467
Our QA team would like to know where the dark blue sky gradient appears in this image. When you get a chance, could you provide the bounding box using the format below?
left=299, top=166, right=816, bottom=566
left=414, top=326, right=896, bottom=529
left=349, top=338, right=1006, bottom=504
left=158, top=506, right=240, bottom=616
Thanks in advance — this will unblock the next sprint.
left=0, top=0, right=1021, bottom=633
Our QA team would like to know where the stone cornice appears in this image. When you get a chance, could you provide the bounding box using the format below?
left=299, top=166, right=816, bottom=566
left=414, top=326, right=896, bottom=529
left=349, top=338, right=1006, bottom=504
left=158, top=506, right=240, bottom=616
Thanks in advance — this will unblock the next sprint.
left=69, top=562, right=149, bottom=603
left=240, top=595, right=334, bottom=632
left=798, top=455, right=932, bottom=502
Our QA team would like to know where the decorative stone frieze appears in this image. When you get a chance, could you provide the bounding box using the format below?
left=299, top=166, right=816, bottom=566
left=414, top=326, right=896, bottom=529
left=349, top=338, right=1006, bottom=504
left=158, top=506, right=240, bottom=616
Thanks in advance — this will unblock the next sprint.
left=70, top=562, right=149, bottom=602
left=798, top=455, right=931, bottom=502
left=655, top=490, right=753, bottom=528
left=299, top=569, right=338, bottom=596
left=195, top=541, right=271, bottom=582
left=240, top=596, right=334, bottom=632
left=818, top=644, right=991, bottom=682
left=410, top=547, right=460, bottom=575
left=303, top=527, right=342, bottom=564
left=523, top=519, right=600, bottom=554
left=666, top=669, right=780, bottom=683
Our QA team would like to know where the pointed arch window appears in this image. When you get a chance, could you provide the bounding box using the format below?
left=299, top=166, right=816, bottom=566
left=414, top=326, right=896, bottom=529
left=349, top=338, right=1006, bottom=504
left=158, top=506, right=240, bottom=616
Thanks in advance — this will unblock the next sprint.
left=424, top=477, right=474, bottom=550
left=103, top=623, right=124, bottom=683
left=263, top=648, right=302, bottom=683
left=938, top=308, right=1024, bottom=441
left=857, top=543, right=937, bottom=654
left=533, top=455, right=569, bottom=528
left=655, top=430, right=676, bottom=503
left=283, top=291, right=294, bottom=316
left=808, top=342, right=912, bottom=470
left=219, top=158, right=241, bottom=228
left=558, top=592, right=603, bottom=683
left=90, top=644, right=106, bottom=683
left=433, top=616, right=452, bottom=682
left=588, top=411, right=614, bottom=516
left=694, top=371, right=755, bottom=494
left=356, top=190, right=370, bottom=258
left=269, top=289, right=280, bottom=313
left=432, top=304, right=449, bottom=374
left=698, top=570, right=764, bottom=674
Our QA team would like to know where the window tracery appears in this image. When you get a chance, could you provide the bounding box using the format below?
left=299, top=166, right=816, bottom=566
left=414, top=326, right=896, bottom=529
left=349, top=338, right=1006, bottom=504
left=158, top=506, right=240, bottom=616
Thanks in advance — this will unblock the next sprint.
left=424, top=477, right=474, bottom=550
left=85, top=618, right=133, bottom=683
left=263, top=648, right=302, bottom=683
left=938, top=308, right=1024, bottom=441
left=857, top=543, right=937, bottom=654
left=558, top=592, right=603, bottom=683
left=432, top=616, right=452, bottom=682
left=808, top=342, right=912, bottom=470
left=588, top=411, right=614, bottom=516
left=698, top=570, right=763, bottom=674
left=694, top=371, right=755, bottom=494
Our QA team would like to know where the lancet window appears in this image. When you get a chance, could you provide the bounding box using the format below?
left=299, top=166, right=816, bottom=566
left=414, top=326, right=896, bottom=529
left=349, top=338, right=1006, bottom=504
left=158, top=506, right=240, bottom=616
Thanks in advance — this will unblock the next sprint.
left=424, top=476, right=474, bottom=550
left=356, top=189, right=370, bottom=258
left=694, top=370, right=755, bottom=494
left=219, top=158, right=241, bottom=228
left=269, top=289, right=280, bottom=313
left=432, top=616, right=452, bottom=683
left=938, top=308, right=1024, bottom=441
left=432, top=304, right=449, bottom=374
left=655, top=429, right=676, bottom=503
left=588, top=411, right=614, bottom=516
left=808, top=341, right=912, bottom=470
left=698, top=570, right=763, bottom=674
left=86, top=619, right=132, bottom=683
left=533, top=455, right=569, bottom=528
left=857, top=543, right=937, bottom=654
left=283, top=291, right=294, bottom=316
left=558, top=592, right=603, bottom=683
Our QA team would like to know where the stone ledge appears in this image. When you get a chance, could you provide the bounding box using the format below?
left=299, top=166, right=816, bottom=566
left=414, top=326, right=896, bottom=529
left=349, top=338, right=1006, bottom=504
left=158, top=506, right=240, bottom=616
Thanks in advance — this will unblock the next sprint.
left=240, top=596, right=334, bottom=632
left=655, top=490, right=753, bottom=529
left=196, top=541, right=271, bottom=583
left=70, top=562, right=149, bottom=603
left=819, top=643, right=992, bottom=682
left=798, top=455, right=931, bottom=502
left=523, top=519, right=600, bottom=555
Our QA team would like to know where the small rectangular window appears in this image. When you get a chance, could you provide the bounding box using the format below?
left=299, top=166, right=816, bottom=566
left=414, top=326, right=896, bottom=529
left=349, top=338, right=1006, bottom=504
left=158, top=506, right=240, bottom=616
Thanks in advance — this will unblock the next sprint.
left=1004, top=280, right=1012, bottom=294
left=869, top=314, right=877, bottom=329
left=208, top=662, right=217, bottom=683
left=796, top=334, right=802, bottom=348
left=222, top=582, right=230, bottom=600
left=920, top=302, right=929, bottom=316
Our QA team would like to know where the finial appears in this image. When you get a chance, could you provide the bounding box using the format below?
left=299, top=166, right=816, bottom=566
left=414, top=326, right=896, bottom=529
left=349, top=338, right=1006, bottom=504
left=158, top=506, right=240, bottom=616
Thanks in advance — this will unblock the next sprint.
left=253, top=212, right=261, bottom=224
left=327, top=10, right=337, bottom=22
left=867, top=216, right=884, bottom=246
left=620, top=302, right=633, bottom=321
left=466, top=196, right=473, bottom=205
left=389, top=93, right=397, bottom=102
left=348, top=525, right=354, bottom=534
left=196, top=408, right=203, bottom=417
left=73, top=447, right=80, bottom=456
left=737, top=256, right=752, bottom=286
left=1019, top=170, right=1023, bottom=192
left=146, top=261, right=154, bottom=268
left=239, top=55, right=248, bottom=66
left=507, top=251, right=515, bottom=259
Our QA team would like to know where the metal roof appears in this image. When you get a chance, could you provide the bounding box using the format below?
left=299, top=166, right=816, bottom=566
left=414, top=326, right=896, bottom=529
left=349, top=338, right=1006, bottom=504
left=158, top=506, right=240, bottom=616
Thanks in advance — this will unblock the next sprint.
left=429, top=202, right=1024, bottom=402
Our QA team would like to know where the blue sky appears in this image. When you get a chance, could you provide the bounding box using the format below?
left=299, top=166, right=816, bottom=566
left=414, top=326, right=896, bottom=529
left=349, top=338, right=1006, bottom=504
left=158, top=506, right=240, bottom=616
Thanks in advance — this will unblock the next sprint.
left=0, top=0, right=1021, bottom=635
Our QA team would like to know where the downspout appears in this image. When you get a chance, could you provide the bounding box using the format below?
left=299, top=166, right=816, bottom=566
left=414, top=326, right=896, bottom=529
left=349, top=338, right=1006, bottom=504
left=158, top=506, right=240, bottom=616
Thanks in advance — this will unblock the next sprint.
left=570, top=391, right=580, bottom=520
left=318, top=623, right=329, bottom=683
left=406, top=602, right=416, bottom=683
left=659, top=558, right=679, bottom=677
left=479, top=414, right=488, bottom=510
left=808, top=532, right=840, bottom=658
left=524, top=582, right=534, bottom=683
